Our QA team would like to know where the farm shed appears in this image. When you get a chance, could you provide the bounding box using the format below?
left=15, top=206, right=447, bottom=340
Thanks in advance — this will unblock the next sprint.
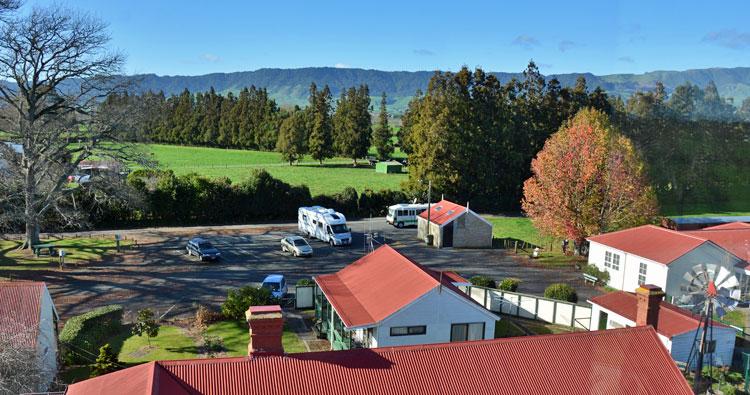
left=588, top=285, right=736, bottom=368
left=314, top=245, right=497, bottom=350
left=374, top=160, right=403, bottom=173
left=417, top=199, right=493, bottom=248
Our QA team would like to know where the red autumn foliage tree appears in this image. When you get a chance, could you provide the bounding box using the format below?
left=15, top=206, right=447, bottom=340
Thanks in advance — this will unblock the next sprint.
left=522, top=108, right=658, bottom=245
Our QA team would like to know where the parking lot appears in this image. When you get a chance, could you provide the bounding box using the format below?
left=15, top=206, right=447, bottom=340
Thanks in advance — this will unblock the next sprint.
left=4, top=218, right=602, bottom=320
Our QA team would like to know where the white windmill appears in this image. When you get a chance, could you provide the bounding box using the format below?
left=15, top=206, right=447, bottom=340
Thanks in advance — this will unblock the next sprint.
left=678, top=263, right=740, bottom=392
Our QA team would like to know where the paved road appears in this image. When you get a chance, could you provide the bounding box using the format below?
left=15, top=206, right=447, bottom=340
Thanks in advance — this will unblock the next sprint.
left=3, top=218, right=601, bottom=320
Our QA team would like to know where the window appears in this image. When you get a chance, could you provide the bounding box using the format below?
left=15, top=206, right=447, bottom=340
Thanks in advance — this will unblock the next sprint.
left=450, top=322, right=485, bottom=342
left=604, top=251, right=621, bottom=271
left=638, top=262, right=647, bottom=285
left=390, top=325, right=426, bottom=336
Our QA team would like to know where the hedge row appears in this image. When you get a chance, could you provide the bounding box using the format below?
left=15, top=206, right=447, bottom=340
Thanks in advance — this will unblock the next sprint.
left=59, top=305, right=124, bottom=364
left=85, top=169, right=410, bottom=229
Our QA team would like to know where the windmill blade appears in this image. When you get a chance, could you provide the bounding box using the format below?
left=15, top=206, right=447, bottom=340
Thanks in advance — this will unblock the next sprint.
left=716, top=306, right=727, bottom=318
left=716, top=295, right=738, bottom=311
left=713, top=266, right=732, bottom=288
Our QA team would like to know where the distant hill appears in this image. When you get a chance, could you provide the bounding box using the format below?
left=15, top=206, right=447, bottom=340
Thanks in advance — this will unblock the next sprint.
left=127, top=67, right=750, bottom=114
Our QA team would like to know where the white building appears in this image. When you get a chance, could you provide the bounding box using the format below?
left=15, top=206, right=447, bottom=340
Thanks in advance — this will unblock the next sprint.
left=0, top=281, right=59, bottom=391
left=589, top=285, right=736, bottom=367
left=587, top=224, right=750, bottom=302
left=314, top=245, right=497, bottom=350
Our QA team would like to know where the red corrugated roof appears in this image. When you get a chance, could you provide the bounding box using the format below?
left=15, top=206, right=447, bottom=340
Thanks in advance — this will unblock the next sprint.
left=704, top=221, right=750, bottom=230
left=684, top=227, right=750, bottom=262
left=66, top=326, right=692, bottom=395
left=589, top=291, right=728, bottom=338
left=0, top=281, right=47, bottom=347
left=418, top=199, right=466, bottom=225
left=587, top=225, right=709, bottom=265
left=314, top=245, right=477, bottom=328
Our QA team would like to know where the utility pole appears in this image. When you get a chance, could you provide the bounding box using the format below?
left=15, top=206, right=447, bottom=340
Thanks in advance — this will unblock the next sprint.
left=426, top=180, right=432, bottom=241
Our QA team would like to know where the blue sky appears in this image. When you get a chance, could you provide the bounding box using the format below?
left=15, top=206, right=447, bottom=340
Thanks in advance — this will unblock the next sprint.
left=26, top=0, right=750, bottom=76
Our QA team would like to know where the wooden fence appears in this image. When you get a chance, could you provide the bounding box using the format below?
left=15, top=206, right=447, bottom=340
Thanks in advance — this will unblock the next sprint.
left=462, top=285, right=591, bottom=330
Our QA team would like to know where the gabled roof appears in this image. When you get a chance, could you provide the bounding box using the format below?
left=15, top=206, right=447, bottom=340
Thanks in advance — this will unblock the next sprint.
left=418, top=199, right=467, bottom=225
left=703, top=221, right=750, bottom=230
left=587, top=225, right=710, bottom=265
left=684, top=227, right=750, bottom=262
left=588, top=291, right=729, bottom=338
left=66, top=326, right=692, bottom=395
left=0, top=281, right=50, bottom=347
left=314, top=245, right=479, bottom=328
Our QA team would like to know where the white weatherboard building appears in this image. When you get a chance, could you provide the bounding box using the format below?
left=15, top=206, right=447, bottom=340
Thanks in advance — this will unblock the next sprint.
left=314, top=245, right=496, bottom=350
left=587, top=224, right=750, bottom=302
left=589, top=285, right=736, bottom=367
left=0, top=281, right=59, bottom=391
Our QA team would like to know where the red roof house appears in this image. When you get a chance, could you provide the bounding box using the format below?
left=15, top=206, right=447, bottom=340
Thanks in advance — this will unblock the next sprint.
left=66, top=326, right=692, bottom=395
left=588, top=286, right=736, bottom=368
left=0, top=281, right=59, bottom=391
left=416, top=199, right=493, bottom=248
left=314, top=245, right=497, bottom=349
left=586, top=224, right=749, bottom=301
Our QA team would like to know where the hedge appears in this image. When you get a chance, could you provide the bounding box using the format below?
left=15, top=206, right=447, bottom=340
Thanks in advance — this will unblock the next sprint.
left=498, top=278, right=521, bottom=292
left=544, top=284, right=578, bottom=303
left=59, top=305, right=124, bottom=364
left=470, top=276, right=496, bottom=288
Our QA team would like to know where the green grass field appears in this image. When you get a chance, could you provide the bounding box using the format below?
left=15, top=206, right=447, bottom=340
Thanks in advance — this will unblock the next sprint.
left=119, top=325, right=198, bottom=363
left=206, top=320, right=306, bottom=355
left=145, top=144, right=407, bottom=196
left=0, top=237, right=131, bottom=272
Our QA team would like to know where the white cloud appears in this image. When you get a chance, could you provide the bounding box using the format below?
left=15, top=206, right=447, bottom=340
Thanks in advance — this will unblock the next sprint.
left=703, top=29, right=750, bottom=50
left=334, top=63, right=351, bottom=69
left=511, top=35, right=540, bottom=50
left=200, top=53, right=221, bottom=62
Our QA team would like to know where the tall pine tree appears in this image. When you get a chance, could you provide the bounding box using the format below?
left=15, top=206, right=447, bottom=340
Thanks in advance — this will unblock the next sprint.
left=372, top=91, right=393, bottom=160
left=308, top=83, right=334, bottom=164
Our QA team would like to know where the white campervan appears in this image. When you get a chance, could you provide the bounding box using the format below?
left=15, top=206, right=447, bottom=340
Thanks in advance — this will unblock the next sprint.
left=298, top=206, right=352, bottom=246
left=386, top=203, right=428, bottom=228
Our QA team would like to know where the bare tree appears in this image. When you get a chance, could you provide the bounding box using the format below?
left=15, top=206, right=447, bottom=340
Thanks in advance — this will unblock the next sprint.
left=0, top=325, right=48, bottom=394
left=0, top=6, right=146, bottom=247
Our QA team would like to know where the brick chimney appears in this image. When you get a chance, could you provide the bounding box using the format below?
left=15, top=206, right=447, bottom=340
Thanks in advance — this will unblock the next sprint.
left=635, top=285, right=665, bottom=329
left=246, top=305, right=284, bottom=356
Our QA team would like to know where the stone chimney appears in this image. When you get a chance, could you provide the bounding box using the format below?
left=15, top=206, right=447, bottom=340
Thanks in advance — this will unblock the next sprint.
left=246, top=305, right=284, bottom=356
left=635, top=285, right=665, bottom=329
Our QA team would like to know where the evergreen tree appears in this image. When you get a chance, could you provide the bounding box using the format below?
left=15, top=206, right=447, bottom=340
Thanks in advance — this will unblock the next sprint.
left=91, top=344, right=119, bottom=377
left=276, top=110, right=307, bottom=165
left=372, top=92, right=394, bottom=160
left=308, top=84, right=334, bottom=164
left=333, top=85, right=372, bottom=165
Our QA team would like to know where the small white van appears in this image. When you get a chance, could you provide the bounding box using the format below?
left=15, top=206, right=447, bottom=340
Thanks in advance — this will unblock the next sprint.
left=386, top=203, right=428, bottom=228
left=298, top=206, right=352, bottom=246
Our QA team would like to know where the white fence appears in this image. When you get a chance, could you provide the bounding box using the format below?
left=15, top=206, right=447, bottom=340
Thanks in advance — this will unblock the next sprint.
left=463, top=285, right=591, bottom=330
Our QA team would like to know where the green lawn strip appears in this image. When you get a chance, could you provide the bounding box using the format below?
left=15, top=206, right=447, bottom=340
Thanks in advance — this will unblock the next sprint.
left=716, top=310, right=745, bottom=330
left=0, top=237, right=131, bottom=270
left=511, top=318, right=576, bottom=335
left=494, top=319, right=526, bottom=338
left=206, top=320, right=306, bottom=356
left=486, top=216, right=581, bottom=267
left=145, top=143, right=406, bottom=195
left=118, top=325, right=198, bottom=364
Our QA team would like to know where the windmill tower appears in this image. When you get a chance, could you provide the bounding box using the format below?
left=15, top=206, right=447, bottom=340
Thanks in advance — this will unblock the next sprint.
left=678, top=263, right=739, bottom=392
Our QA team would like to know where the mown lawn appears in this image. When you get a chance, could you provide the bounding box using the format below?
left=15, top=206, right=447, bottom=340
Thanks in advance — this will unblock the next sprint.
left=118, top=325, right=198, bottom=363
left=146, top=144, right=407, bottom=195
left=486, top=216, right=580, bottom=267
left=494, top=319, right=526, bottom=338
left=206, top=320, right=306, bottom=355
left=0, top=237, right=132, bottom=271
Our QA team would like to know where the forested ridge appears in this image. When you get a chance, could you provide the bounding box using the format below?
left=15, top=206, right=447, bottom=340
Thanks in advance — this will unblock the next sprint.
left=106, top=62, right=750, bottom=215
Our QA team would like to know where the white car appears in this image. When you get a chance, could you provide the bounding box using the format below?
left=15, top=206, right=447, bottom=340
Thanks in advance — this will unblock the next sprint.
left=281, top=236, right=313, bottom=257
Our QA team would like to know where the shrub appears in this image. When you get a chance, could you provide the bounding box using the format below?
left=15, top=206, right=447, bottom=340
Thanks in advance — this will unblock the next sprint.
left=544, top=283, right=578, bottom=303
left=202, top=333, right=224, bottom=358
left=582, top=264, right=610, bottom=283
left=59, top=305, right=123, bottom=364
left=221, top=286, right=277, bottom=321
left=498, top=278, right=521, bottom=292
left=194, top=305, right=220, bottom=330
left=90, top=344, right=119, bottom=377
left=296, top=278, right=314, bottom=286
left=470, top=276, right=496, bottom=288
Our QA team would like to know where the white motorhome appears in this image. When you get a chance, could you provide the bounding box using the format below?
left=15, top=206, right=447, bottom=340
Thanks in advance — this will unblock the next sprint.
left=298, top=206, right=352, bottom=246
left=386, top=203, right=428, bottom=228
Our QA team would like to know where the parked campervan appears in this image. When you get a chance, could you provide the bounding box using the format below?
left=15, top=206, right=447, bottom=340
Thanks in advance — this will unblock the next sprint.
left=298, top=206, right=352, bottom=246
left=386, top=203, right=428, bottom=228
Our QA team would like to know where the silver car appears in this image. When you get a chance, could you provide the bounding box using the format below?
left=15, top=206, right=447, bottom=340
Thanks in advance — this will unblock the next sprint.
left=281, top=236, right=313, bottom=257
